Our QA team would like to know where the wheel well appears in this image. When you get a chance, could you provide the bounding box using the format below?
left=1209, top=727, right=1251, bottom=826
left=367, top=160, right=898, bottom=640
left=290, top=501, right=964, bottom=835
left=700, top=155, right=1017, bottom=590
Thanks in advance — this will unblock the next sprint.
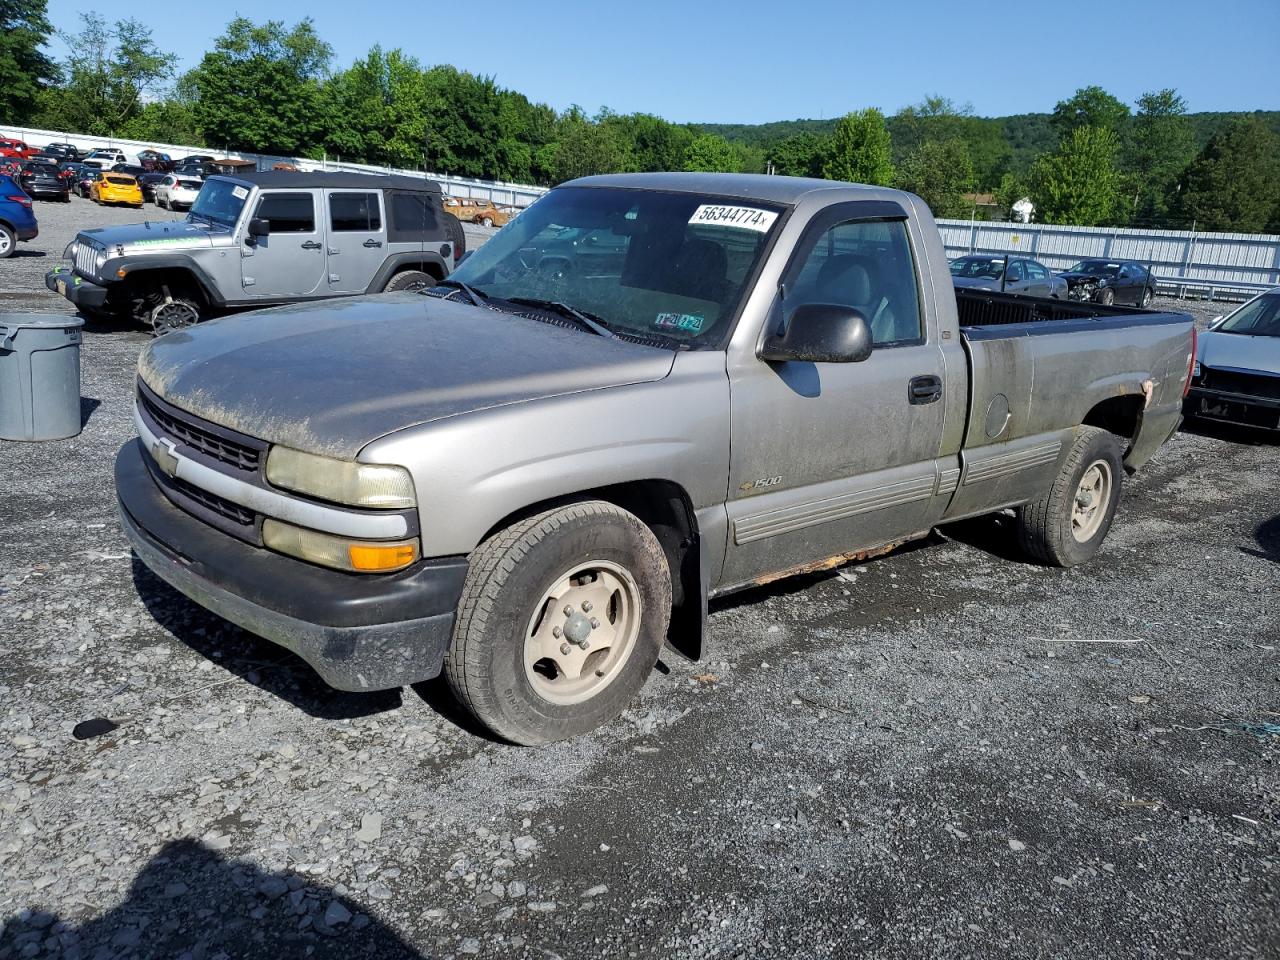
left=119, top=267, right=210, bottom=305
left=480, top=480, right=704, bottom=659
left=393, top=261, right=445, bottom=282
left=1082, top=395, right=1144, bottom=450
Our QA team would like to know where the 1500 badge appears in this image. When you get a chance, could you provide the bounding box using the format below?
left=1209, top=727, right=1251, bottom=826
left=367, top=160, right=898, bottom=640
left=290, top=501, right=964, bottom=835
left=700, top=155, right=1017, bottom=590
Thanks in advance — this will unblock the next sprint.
left=739, top=475, right=782, bottom=493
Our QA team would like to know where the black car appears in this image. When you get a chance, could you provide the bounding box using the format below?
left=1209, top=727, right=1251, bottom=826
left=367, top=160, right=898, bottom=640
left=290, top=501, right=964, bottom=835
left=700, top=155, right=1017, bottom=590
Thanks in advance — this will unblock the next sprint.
left=1058, top=260, right=1156, bottom=307
left=111, top=163, right=150, bottom=178
left=137, top=171, right=167, bottom=202
left=18, top=160, right=71, bottom=202
left=42, top=143, right=82, bottom=161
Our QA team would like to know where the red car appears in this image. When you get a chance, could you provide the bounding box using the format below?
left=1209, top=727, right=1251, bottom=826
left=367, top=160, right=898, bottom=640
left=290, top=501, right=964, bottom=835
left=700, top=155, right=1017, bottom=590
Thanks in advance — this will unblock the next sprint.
left=0, top=139, right=37, bottom=160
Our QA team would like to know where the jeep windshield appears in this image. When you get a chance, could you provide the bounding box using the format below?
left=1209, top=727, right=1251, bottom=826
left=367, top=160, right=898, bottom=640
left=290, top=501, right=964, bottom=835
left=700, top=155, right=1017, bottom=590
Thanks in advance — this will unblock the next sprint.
left=188, top=178, right=245, bottom=227
left=445, top=186, right=784, bottom=349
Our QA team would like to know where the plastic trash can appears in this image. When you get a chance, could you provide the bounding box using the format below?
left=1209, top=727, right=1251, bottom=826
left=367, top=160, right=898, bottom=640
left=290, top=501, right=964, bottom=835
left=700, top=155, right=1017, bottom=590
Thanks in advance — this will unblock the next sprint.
left=0, top=313, right=86, bottom=442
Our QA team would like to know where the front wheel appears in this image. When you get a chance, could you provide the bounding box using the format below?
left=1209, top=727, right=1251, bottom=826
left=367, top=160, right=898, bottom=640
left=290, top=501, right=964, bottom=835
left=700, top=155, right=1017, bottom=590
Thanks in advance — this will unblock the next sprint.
left=1140, top=287, right=1153, bottom=308
left=445, top=501, right=671, bottom=745
left=148, top=295, right=202, bottom=335
left=1016, top=426, right=1124, bottom=567
left=1094, top=287, right=1115, bottom=306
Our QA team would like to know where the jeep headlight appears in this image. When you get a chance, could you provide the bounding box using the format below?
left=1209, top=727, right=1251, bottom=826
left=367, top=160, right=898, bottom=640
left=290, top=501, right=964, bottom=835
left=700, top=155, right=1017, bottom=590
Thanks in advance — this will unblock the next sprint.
left=63, top=240, right=78, bottom=261
left=265, top=446, right=416, bottom=509
left=94, top=249, right=107, bottom=272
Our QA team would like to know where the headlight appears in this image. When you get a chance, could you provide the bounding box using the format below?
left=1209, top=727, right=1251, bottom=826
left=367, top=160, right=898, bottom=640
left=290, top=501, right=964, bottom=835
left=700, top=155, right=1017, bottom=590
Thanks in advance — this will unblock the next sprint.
left=63, top=241, right=78, bottom=260
left=94, top=250, right=107, bottom=271
left=263, top=519, right=419, bottom=573
left=265, top=446, right=416, bottom=509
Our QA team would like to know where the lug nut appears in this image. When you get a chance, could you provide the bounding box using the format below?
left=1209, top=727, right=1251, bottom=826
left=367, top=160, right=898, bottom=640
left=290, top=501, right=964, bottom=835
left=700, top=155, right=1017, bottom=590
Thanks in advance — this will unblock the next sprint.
left=563, top=605, right=574, bottom=616
left=560, top=643, right=572, bottom=656
left=552, top=626, right=562, bottom=639
left=590, top=618, right=600, bottom=629
left=579, top=640, right=590, bottom=651
left=581, top=600, right=593, bottom=612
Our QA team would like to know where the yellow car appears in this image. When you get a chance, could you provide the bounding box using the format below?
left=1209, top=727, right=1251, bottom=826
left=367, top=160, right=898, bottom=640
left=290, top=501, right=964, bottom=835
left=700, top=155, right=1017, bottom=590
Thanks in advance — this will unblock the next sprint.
left=90, top=172, right=143, bottom=207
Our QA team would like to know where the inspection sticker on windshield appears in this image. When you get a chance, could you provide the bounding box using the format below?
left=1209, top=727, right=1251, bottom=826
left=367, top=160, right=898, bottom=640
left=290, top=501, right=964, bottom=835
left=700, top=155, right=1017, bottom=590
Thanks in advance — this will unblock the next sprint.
left=655, top=312, right=704, bottom=333
left=231, top=186, right=248, bottom=200
left=688, top=204, right=777, bottom=232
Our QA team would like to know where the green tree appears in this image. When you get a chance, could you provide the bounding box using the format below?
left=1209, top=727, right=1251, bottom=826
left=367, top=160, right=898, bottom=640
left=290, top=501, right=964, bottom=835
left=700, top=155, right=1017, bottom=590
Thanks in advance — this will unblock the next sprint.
left=192, top=18, right=331, bottom=155
left=0, top=0, right=59, bottom=123
left=1124, top=89, right=1195, bottom=225
left=766, top=132, right=826, bottom=177
left=995, top=171, right=1030, bottom=219
left=37, top=15, right=175, bottom=136
left=822, top=109, right=894, bottom=185
left=550, top=106, right=626, bottom=183
left=1030, top=125, right=1122, bottom=225
left=897, top=138, right=975, bottom=218
left=1050, top=86, right=1130, bottom=141
left=1175, top=117, right=1280, bottom=233
left=682, top=133, right=738, bottom=172
left=890, top=96, right=1009, bottom=190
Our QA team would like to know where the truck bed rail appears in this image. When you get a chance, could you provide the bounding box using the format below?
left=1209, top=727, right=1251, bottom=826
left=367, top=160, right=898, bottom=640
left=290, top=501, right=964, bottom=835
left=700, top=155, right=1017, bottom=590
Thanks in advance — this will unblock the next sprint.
left=956, top=288, right=1190, bottom=340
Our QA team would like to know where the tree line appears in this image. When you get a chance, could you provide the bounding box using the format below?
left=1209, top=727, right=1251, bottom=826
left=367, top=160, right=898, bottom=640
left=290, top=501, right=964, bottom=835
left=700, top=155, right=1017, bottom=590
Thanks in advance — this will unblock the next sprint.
left=3, top=4, right=1277, bottom=233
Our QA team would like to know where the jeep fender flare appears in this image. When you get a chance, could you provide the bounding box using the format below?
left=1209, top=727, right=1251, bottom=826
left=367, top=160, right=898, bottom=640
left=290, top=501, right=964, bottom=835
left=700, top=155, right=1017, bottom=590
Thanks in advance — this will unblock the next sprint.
left=366, top=252, right=451, bottom=294
left=101, top=255, right=226, bottom=306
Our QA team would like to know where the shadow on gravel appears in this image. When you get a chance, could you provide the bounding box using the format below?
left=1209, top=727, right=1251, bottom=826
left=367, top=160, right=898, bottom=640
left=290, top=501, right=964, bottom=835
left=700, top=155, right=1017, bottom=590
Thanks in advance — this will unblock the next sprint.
left=0, top=840, right=424, bottom=959
left=79, top=396, right=100, bottom=427
left=1243, top=514, right=1280, bottom=564
left=6, top=249, right=46, bottom=258
left=1181, top=416, right=1280, bottom=447
left=934, top=511, right=1027, bottom=563
left=131, top=559, right=406, bottom=722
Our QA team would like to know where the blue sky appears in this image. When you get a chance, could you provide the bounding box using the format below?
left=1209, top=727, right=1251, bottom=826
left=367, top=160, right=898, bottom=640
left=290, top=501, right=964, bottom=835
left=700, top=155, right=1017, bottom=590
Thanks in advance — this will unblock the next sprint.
left=45, top=0, right=1280, bottom=122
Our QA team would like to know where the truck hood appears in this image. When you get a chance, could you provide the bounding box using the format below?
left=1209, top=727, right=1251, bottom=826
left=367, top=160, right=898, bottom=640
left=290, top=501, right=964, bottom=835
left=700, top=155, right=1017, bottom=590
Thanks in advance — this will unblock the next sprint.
left=138, top=295, right=678, bottom=459
left=79, top=218, right=225, bottom=252
left=1197, top=329, right=1280, bottom=376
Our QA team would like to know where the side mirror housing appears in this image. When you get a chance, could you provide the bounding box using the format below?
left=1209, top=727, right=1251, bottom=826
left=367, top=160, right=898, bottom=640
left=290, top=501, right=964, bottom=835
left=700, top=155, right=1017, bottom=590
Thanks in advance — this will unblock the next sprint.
left=759, top=303, right=873, bottom=363
left=1208, top=314, right=1225, bottom=329
left=248, top=218, right=270, bottom=238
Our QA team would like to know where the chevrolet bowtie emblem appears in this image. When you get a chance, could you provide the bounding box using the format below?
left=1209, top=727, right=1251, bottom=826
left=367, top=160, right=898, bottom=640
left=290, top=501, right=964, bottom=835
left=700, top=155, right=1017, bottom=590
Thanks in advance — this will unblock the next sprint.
left=150, top=437, right=179, bottom=478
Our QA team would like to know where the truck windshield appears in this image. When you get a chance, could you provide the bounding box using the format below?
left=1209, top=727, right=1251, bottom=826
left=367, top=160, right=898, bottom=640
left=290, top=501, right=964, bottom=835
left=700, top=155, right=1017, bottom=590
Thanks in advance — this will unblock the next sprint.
left=1218, top=293, right=1280, bottom=337
left=188, top=179, right=245, bottom=227
left=447, top=186, right=784, bottom=348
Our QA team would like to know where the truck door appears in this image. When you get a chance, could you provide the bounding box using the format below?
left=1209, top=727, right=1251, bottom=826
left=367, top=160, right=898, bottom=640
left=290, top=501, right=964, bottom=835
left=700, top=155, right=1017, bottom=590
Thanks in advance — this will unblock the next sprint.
left=721, top=205, right=951, bottom=588
left=241, top=190, right=325, bottom=298
left=324, top=190, right=386, bottom=293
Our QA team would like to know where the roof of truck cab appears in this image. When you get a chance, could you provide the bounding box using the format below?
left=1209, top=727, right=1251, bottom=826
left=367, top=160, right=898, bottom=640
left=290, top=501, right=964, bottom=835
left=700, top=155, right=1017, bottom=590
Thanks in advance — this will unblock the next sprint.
left=565, top=172, right=908, bottom=206
left=224, top=170, right=443, bottom=194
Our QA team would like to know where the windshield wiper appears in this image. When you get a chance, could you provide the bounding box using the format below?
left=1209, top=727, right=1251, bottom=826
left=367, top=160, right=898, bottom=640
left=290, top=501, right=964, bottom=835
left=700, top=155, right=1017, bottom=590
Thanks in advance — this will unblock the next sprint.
left=505, top=297, right=615, bottom=339
left=433, top=278, right=489, bottom=307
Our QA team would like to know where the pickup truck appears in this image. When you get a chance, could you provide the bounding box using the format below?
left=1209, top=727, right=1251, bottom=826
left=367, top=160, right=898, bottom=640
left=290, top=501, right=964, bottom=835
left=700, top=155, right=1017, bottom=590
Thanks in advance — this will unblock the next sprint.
left=115, top=172, right=1196, bottom=745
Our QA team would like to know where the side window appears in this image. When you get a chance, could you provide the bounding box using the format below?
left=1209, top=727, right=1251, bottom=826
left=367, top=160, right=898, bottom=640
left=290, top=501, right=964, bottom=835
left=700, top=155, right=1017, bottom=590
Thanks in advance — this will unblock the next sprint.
left=329, top=192, right=382, bottom=232
left=791, top=219, right=922, bottom=345
left=255, top=192, right=315, bottom=233
left=1026, top=262, right=1047, bottom=280
left=387, top=192, right=439, bottom=240
left=1006, top=260, right=1025, bottom=283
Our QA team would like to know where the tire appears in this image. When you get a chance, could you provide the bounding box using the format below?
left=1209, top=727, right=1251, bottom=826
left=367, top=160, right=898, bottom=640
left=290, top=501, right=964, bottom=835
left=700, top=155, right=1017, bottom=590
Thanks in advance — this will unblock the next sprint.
left=1140, top=287, right=1153, bottom=308
left=1094, top=287, right=1115, bottom=306
left=148, top=294, right=202, bottom=335
left=1016, top=426, right=1124, bottom=567
left=445, top=501, right=672, bottom=746
left=382, top=269, right=434, bottom=293
left=0, top=223, right=15, bottom=259
left=481, top=216, right=494, bottom=228
left=443, top=211, right=466, bottom=259
left=157, top=196, right=166, bottom=209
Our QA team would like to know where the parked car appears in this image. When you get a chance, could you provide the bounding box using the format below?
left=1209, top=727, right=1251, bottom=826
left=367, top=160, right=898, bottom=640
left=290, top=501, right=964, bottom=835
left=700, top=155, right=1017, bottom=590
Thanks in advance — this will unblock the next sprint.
left=1059, top=259, right=1156, bottom=306
left=137, top=149, right=175, bottom=172
left=181, top=154, right=216, bottom=165
left=90, top=171, right=144, bottom=207
left=58, top=161, right=91, bottom=186
left=48, top=171, right=467, bottom=329
left=42, top=143, right=83, bottom=161
left=0, top=174, right=39, bottom=258
left=110, top=163, right=149, bottom=178
left=949, top=255, right=1067, bottom=298
left=1184, top=287, right=1280, bottom=432
left=108, top=171, right=1195, bottom=745
left=154, top=174, right=203, bottom=210
left=83, top=148, right=129, bottom=170
left=137, top=171, right=167, bottom=202
left=444, top=196, right=511, bottom=227
left=17, top=160, right=71, bottom=202
left=0, top=138, right=38, bottom=160
left=74, top=170, right=97, bottom=198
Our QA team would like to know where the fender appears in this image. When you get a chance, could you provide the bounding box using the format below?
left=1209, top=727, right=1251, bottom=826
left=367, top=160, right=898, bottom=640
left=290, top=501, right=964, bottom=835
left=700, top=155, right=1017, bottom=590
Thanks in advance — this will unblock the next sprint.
left=365, top=251, right=451, bottom=294
left=100, top=254, right=226, bottom=306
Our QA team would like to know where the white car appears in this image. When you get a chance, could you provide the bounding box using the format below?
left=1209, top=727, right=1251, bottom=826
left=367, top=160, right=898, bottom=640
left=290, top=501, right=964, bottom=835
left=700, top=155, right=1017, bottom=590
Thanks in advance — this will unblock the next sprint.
left=82, top=148, right=130, bottom=170
left=154, top=175, right=203, bottom=210
left=1184, top=286, right=1280, bottom=432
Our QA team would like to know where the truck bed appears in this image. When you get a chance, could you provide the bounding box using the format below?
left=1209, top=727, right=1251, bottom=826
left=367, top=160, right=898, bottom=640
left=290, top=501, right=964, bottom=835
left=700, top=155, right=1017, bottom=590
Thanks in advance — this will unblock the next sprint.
left=954, top=288, right=1188, bottom=339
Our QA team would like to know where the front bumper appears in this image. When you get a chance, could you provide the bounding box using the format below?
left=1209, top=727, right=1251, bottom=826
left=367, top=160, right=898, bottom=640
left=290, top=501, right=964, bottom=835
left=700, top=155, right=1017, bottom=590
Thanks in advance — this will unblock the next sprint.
left=116, top=439, right=468, bottom=691
left=1185, top=386, right=1280, bottom=431
left=45, top=266, right=108, bottom=309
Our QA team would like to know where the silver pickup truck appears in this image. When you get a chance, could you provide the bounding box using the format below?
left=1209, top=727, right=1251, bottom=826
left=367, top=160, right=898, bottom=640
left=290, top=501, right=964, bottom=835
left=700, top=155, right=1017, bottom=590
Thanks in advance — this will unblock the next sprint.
left=115, top=172, right=1196, bottom=745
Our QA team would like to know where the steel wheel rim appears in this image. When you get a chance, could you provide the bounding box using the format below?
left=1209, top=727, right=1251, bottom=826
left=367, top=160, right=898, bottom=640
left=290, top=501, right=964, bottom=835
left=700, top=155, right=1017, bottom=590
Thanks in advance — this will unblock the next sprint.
left=523, top=559, right=642, bottom=706
left=151, top=300, right=198, bottom=334
left=1071, top=460, right=1111, bottom=542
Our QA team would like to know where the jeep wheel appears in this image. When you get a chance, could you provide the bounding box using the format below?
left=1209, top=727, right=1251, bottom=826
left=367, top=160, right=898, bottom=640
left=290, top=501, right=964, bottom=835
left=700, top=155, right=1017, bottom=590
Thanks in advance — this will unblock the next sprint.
left=443, top=212, right=466, bottom=259
left=149, top=296, right=201, bottom=335
left=0, top=224, right=15, bottom=259
left=445, top=501, right=671, bottom=746
left=383, top=270, right=434, bottom=293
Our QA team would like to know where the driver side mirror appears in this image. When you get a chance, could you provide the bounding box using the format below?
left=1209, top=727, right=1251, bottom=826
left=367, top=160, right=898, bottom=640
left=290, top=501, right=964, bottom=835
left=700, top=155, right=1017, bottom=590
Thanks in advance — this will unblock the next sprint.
left=759, top=303, right=873, bottom=364
left=1208, top=314, right=1225, bottom=329
left=248, top=218, right=270, bottom=238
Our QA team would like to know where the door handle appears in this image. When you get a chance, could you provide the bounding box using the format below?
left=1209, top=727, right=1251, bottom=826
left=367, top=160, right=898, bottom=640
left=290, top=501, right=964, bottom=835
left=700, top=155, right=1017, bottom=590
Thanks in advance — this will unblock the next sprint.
left=909, top=375, right=943, bottom=405
left=362, top=239, right=383, bottom=248
left=300, top=240, right=322, bottom=250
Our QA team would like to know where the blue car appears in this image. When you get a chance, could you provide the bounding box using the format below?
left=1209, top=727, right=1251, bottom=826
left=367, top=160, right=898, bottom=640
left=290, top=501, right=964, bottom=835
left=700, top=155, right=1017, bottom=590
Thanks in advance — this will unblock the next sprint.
left=0, top=173, right=39, bottom=258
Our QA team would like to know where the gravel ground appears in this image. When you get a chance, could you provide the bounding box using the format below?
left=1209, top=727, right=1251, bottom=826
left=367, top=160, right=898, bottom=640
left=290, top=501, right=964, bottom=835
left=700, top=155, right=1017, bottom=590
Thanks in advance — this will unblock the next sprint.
left=0, top=202, right=1277, bottom=960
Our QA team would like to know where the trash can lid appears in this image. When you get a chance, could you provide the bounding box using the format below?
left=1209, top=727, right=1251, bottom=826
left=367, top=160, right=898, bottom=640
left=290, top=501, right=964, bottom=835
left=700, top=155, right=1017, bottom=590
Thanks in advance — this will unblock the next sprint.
left=0, top=312, right=86, bottom=331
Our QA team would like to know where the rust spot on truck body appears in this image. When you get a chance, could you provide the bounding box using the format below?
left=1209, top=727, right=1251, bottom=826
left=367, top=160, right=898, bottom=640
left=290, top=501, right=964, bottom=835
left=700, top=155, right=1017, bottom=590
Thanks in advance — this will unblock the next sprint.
left=749, top=534, right=926, bottom=587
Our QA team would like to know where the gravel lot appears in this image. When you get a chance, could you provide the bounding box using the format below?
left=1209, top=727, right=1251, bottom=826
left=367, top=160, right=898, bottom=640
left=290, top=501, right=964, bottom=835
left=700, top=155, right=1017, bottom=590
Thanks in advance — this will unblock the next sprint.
left=0, top=197, right=1277, bottom=960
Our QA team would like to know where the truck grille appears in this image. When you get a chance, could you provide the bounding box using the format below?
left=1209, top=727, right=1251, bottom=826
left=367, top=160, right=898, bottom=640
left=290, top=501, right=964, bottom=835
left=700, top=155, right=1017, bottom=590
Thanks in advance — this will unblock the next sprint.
left=168, top=474, right=255, bottom=527
left=1200, top=367, right=1280, bottom=401
left=73, top=239, right=102, bottom=278
left=138, top=384, right=263, bottom=472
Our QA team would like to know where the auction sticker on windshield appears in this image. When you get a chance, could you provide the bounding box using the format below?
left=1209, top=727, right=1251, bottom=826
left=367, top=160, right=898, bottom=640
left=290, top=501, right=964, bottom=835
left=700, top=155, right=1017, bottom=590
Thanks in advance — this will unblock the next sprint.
left=688, top=204, right=777, bottom=233
left=231, top=186, right=248, bottom=200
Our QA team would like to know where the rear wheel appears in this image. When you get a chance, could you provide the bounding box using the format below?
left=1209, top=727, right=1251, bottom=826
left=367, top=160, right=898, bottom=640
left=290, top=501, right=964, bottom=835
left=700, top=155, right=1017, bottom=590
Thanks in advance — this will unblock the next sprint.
left=1016, top=426, right=1124, bottom=567
left=0, top=224, right=15, bottom=259
left=383, top=269, right=434, bottom=293
left=445, top=501, right=671, bottom=745
left=481, top=216, right=494, bottom=228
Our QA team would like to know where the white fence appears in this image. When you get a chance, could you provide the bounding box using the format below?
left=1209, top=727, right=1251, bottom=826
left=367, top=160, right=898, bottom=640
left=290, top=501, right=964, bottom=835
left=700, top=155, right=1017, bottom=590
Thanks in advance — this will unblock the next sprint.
left=0, top=124, right=549, bottom=208
left=937, top=218, right=1280, bottom=300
